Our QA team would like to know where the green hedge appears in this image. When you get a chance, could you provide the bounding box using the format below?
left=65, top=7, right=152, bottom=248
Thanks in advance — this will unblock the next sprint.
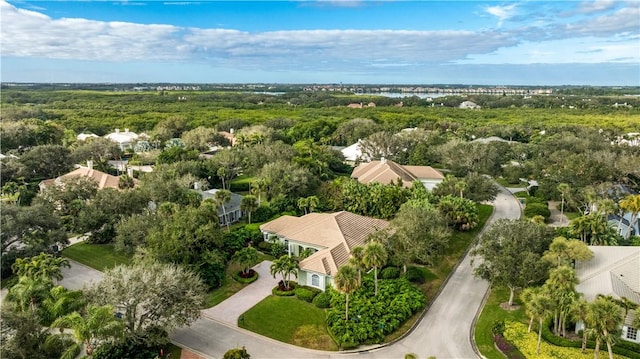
left=524, top=202, right=551, bottom=219
left=541, top=319, right=640, bottom=359
left=312, top=291, right=331, bottom=308
left=232, top=271, right=259, bottom=284
left=295, top=286, right=321, bottom=302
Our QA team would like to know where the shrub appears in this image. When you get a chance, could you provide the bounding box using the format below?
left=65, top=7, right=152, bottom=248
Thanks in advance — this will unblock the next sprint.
left=257, top=241, right=272, bottom=253
left=223, top=346, right=251, bottom=359
left=524, top=202, right=551, bottom=220
left=232, top=269, right=259, bottom=284
left=380, top=266, right=401, bottom=279
left=272, top=281, right=296, bottom=296
left=493, top=334, right=526, bottom=359
left=312, top=291, right=331, bottom=308
left=295, top=286, right=320, bottom=302
left=252, top=205, right=277, bottom=223
left=491, top=320, right=505, bottom=336
left=405, top=266, right=427, bottom=284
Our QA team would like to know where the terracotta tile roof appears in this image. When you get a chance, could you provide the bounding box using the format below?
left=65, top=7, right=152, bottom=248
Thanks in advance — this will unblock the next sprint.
left=260, top=211, right=389, bottom=276
left=351, top=160, right=443, bottom=188
left=41, top=167, right=137, bottom=191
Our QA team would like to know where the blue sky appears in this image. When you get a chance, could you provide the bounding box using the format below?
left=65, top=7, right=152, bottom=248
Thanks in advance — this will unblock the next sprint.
left=1, top=0, right=639, bottom=85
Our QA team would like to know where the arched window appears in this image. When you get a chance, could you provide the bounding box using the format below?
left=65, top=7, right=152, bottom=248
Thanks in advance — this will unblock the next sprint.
left=311, top=274, right=320, bottom=287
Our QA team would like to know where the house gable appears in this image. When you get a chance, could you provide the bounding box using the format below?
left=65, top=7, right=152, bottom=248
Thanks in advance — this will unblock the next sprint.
left=351, top=159, right=444, bottom=188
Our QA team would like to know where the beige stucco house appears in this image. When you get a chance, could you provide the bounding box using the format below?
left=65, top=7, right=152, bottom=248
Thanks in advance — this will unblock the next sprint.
left=351, top=158, right=444, bottom=190
left=259, top=211, right=389, bottom=291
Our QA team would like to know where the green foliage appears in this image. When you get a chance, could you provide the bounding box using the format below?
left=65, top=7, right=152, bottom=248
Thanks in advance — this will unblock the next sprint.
left=491, top=320, right=505, bottom=336
left=295, top=286, right=321, bottom=302
left=524, top=202, right=551, bottom=220
left=380, top=266, right=401, bottom=280
left=223, top=346, right=251, bottom=359
left=312, top=291, right=332, bottom=308
left=404, top=266, right=428, bottom=284
left=339, top=179, right=411, bottom=220
left=232, top=270, right=259, bottom=284
left=93, top=337, right=163, bottom=359
left=326, top=277, right=425, bottom=346
left=437, top=195, right=479, bottom=231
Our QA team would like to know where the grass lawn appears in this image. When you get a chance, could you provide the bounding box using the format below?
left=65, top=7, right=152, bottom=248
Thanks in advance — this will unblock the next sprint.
left=496, top=177, right=528, bottom=188
left=474, top=286, right=528, bottom=359
left=239, top=296, right=338, bottom=351
left=205, top=252, right=273, bottom=308
left=61, top=243, right=132, bottom=271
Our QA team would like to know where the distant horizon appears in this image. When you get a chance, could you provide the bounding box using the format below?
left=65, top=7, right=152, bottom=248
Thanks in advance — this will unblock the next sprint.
left=4, top=82, right=640, bottom=89
left=2, top=0, right=639, bottom=86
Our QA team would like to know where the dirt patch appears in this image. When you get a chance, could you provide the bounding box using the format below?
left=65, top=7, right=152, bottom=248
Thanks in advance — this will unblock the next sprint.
left=499, top=302, right=521, bottom=311
left=291, top=324, right=338, bottom=351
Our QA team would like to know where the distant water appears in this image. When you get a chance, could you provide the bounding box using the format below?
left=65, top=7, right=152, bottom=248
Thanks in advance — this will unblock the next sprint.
left=357, top=92, right=447, bottom=99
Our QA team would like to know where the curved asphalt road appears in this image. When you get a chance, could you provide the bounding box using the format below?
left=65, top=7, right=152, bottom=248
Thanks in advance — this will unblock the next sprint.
left=171, top=186, right=522, bottom=359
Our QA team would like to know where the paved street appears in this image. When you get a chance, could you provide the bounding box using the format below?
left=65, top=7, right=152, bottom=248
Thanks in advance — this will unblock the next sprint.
left=171, top=185, right=523, bottom=359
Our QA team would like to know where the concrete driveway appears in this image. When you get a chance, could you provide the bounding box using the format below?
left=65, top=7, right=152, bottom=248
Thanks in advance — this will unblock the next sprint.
left=171, top=185, right=523, bottom=359
left=56, top=259, right=103, bottom=290
left=203, top=260, right=281, bottom=327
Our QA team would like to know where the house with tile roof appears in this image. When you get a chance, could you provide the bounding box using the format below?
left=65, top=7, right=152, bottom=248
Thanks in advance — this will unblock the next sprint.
left=259, top=211, right=389, bottom=291
left=351, top=158, right=444, bottom=190
left=39, top=162, right=136, bottom=192
left=105, top=128, right=139, bottom=151
left=575, top=246, right=640, bottom=344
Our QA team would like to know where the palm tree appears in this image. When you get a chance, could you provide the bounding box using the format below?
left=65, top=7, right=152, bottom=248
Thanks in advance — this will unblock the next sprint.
left=215, top=189, right=232, bottom=232
left=521, top=287, right=540, bottom=332
left=529, top=291, right=553, bottom=354
left=6, top=276, right=51, bottom=312
left=231, top=247, right=259, bottom=276
left=349, top=246, right=366, bottom=286
left=334, top=264, right=359, bottom=322
left=544, top=265, right=579, bottom=337
left=570, top=297, right=590, bottom=353
left=306, top=195, right=319, bottom=213
left=558, top=183, right=571, bottom=225
left=270, top=255, right=299, bottom=290
left=297, top=197, right=309, bottom=215
left=363, top=241, right=388, bottom=296
left=250, top=179, right=266, bottom=205
left=11, top=253, right=70, bottom=281
left=619, top=194, right=640, bottom=239
left=42, top=286, right=86, bottom=328
left=50, top=304, right=124, bottom=358
left=586, top=297, right=624, bottom=359
left=240, top=195, right=259, bottom=224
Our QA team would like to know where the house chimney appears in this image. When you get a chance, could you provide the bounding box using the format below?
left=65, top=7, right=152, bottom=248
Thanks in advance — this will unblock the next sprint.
left=87, top=160, right=94, bottom=170
left=194, top=182, right=201, bottom=190
left=127, top=167, right=134, bottom=177
left=380, top=156, right=386, bottom=164
left=230, top=128, right=234, bottom=134
left=115, top=128, right=120, bottom=133
left=125, top=128, right=129, bottom=133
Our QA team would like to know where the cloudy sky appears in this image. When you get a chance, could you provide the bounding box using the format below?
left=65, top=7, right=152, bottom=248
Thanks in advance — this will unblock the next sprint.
left=1, top=0, right=639, bottom=85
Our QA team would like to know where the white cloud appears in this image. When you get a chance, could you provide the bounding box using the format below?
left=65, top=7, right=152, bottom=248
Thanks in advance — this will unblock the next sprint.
left=577, top=0, right=617, bottom=14
left=484, top=4, right=517, bottom=27
left=563, top=6, right=640, bottom=37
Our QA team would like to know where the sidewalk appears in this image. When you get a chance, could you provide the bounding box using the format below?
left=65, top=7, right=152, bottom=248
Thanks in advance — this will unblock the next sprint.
left=202, top=260, right=281, bottom=327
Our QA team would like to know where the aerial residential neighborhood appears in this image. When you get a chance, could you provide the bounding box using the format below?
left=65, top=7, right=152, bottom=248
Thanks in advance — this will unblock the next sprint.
left=2, top=1, right=640, bottom=359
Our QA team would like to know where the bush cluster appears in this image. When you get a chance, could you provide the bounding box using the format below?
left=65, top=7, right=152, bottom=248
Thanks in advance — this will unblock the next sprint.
left=524, top=202, right=551, bottom=220
left=404, top=266, right=427, bottom=284
left=326, top=277, right=425, bottom=346
left=295, top=286, right=321, bottom=302
left=540, top=319, right=640, bottom=359
left=380, top=266, right=400, bottom=279
left=493, top=334, right=526, bottom=359
left=312, top=291, right=331, bottom=308
left=232, top=270, right=259, bottom=284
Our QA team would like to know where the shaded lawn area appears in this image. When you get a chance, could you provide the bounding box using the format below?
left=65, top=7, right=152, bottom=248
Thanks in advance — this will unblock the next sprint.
left=205, top=252, right=273, bottom=308
left=474, top=286, right=527, bottom=359
left=239, top=296, right=338, bottom=351
left=62, top=243, right=132, bottom=271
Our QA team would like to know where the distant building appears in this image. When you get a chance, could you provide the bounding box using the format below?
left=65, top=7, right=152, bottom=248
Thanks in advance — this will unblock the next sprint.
left=77, top=132, right=99, bottom=141
left=459, top=101, right=481, bottom=109
left=197, top=188, right=243, bottom=226
left=105, top=128, right=139, bottom=151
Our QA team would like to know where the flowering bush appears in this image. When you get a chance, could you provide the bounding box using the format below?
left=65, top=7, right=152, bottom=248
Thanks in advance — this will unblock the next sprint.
left=503, top=321, right=631, bottom=359
left=493, top=334, right=525, bottom=359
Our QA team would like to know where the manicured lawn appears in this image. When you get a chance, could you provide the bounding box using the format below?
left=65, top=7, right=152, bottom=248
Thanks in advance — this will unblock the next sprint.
left=205, top=252, right=273, bottom=308
left=238, top=296, right=338, bottom=351
left=62, top=243, right=132, bottom=271
left=474, top=286, right=528, bottom=359
left=496, top=177, right=528, bottom=188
